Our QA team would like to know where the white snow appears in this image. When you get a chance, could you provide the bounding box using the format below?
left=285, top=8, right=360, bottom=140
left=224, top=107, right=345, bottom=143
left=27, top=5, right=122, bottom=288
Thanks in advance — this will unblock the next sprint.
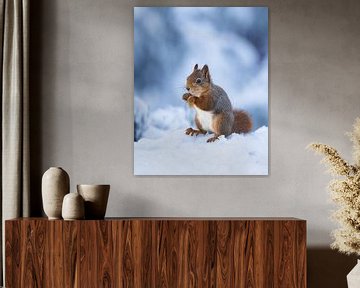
left=134, top=126, right=268, bottom=175
left=142, top=106, right=190, bottom=139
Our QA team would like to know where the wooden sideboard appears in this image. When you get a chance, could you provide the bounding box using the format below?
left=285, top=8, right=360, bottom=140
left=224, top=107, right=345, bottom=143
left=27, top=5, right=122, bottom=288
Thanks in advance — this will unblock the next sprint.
left=5, top=218, right=306, bottom=287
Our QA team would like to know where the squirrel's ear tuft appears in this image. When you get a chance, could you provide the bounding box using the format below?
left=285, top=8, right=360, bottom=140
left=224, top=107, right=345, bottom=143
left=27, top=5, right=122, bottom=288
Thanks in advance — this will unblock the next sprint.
left=193, top=64, right=198, bottom=70
left=201, top=65, right=210, bottom=80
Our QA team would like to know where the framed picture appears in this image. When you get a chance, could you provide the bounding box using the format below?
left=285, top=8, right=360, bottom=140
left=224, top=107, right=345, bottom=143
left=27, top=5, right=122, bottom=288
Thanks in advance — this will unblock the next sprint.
left=134, top=7, right=268, bottom=175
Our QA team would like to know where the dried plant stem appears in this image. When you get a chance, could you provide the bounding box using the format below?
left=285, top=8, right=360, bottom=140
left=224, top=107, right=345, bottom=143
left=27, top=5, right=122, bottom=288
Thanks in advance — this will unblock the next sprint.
left=307, top=143, right=357, bottom=176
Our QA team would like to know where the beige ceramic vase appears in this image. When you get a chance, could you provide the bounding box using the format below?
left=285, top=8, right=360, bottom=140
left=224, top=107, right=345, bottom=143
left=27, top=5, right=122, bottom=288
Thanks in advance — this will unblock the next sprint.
left=77, top=184, right=110, bottom=219
left=42, top=167, right=70, bottom=219
left=62, top=192, right=85, bottom=220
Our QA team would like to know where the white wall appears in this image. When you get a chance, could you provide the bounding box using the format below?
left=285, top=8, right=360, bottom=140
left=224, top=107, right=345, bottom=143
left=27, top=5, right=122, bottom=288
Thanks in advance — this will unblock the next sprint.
left=32, top=0, right=360, bottom=246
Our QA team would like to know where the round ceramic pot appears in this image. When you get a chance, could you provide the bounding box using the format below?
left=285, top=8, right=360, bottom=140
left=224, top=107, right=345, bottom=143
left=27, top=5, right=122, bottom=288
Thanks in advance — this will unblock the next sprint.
left=42, top=167, right=70, bottom=219
left=77, top=184, right=110, bottom=219
left=62, top=192, right=85, bottom=220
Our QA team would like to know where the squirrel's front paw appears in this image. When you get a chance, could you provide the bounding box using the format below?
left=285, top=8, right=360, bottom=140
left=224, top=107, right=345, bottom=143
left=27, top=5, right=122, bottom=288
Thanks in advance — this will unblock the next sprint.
left=182, top=93, right=191, bottom=101
left=187, top=96, right=196, bottom=106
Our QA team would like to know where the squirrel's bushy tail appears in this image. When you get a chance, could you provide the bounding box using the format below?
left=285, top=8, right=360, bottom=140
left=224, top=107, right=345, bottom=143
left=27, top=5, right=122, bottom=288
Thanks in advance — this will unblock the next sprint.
left=232, top=110, right=252, bottom=134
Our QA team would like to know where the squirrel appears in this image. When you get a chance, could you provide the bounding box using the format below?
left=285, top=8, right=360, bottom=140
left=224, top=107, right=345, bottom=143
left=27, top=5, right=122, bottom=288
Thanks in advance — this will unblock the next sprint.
left=182, top=64, right=252, bottom=142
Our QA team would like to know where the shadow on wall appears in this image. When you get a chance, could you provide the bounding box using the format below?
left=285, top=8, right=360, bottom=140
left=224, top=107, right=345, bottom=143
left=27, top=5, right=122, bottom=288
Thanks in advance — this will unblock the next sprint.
left=308, top=248, right=357, bottom=288
left=29, top=0, right=45, bottom=216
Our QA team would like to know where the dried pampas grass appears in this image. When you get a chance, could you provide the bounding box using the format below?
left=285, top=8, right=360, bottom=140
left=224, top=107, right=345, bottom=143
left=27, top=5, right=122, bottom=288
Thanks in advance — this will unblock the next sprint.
left=308, top=118, right=360, bottom=256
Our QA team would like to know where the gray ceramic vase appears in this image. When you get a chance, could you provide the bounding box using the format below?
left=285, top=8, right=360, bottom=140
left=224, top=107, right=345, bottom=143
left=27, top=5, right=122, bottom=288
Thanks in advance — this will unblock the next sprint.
left=62, top=192, right=85, bottom=220
left=77, top=184, right=110, bottom=219
left=42, top=167, right=70, bottom=219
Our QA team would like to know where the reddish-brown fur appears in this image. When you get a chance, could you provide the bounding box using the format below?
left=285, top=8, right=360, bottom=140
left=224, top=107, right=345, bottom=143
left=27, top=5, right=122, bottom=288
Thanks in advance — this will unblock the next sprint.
left=233, top=110, right=252, bottom=133
left=209, top=113, right=234, bottom=142
left=192, top=94, right=214, bottom=111
left=183, top=93, right=214, bottom=111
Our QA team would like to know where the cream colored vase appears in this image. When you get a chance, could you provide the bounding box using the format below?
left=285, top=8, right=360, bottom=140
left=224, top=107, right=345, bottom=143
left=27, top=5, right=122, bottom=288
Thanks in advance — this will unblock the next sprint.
left=347, top=260, right=360, bottom=288
left=42, top=167, right=70, bottom=219
left=77, top=184, right=110, bottom=219
left=62, top=192, right=85, bottom=220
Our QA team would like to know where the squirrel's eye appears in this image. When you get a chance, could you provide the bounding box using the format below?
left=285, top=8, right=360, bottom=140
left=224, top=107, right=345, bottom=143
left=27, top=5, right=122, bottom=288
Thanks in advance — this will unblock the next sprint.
left=195, top=78, right=202, bottom=84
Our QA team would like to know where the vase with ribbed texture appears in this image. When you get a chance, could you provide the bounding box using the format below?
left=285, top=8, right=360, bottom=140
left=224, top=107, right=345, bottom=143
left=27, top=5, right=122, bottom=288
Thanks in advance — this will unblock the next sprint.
left=62, top=192, right=84, bottom=220
left=42, top=167, right=70, bottom=219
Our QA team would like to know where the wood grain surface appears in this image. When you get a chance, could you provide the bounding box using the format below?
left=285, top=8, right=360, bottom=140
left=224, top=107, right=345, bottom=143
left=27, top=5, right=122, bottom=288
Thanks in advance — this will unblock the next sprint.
left=5, top=218, right=306, bottom=287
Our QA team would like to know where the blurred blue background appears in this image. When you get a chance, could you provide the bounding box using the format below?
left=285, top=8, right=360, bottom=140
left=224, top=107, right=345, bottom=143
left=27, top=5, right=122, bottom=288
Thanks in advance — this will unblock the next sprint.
left=134, top=7, right=268, bottom=141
